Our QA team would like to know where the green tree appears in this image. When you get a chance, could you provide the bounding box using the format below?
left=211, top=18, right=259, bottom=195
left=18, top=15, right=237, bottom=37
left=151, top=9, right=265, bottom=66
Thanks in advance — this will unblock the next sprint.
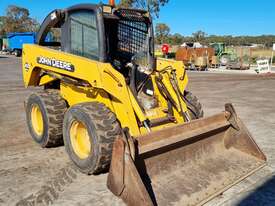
left=155, top=23, right=170, bottom=44
left=192, top=30, right=207, bottom=42
left=170, top=33, right=183, bottom=45
left=1, top=5, right=39, bottom=34
left=119, top=0, right=169, bottom=17
left=0, top=16, right=6, bottom=35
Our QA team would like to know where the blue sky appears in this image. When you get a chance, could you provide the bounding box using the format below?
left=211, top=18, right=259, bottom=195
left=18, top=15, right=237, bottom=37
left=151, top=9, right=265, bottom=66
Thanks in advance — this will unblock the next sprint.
left=0, top=0, right=274, bottom=36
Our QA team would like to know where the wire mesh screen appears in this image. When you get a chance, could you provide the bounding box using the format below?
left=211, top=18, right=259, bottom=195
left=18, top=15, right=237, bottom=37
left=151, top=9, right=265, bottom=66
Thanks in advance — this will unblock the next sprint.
left=117, top=21, right=148, bottom=57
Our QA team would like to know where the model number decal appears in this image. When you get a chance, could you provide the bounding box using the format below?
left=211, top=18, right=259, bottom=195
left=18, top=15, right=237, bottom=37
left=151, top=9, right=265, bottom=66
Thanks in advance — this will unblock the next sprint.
left=37, top=56, right=75, bottom=72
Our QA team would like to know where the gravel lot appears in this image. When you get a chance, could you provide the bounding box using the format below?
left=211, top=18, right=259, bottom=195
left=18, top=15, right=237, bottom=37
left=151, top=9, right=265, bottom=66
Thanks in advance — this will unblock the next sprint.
left=0, top=55, right=275, bottom=206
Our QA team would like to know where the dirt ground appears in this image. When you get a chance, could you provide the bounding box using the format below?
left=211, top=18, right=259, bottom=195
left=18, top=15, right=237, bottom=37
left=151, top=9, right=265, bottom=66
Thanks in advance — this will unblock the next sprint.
left=0, top=55, right=275, bottom=206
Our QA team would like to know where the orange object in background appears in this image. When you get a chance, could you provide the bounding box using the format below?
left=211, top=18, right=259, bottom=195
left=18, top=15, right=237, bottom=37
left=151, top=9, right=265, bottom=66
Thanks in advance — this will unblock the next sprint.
left=175, top=47, right=215, bottom=64
left=109, top=0, right=115, bottom=6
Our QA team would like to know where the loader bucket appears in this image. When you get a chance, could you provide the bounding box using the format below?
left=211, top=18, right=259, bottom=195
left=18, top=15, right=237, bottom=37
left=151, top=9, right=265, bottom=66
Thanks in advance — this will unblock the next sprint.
left=107, top=104, right=266, bottom=206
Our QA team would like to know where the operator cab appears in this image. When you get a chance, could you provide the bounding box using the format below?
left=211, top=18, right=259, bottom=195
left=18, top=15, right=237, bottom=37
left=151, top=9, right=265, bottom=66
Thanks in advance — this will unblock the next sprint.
left=36, top=4, right=154, bottom=70
left=36, top=3, right=156, bottom=109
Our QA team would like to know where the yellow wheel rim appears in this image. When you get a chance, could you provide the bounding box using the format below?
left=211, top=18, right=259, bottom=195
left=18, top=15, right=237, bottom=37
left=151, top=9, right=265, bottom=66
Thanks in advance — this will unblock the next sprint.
left=31, top=105, right=44, bottom=136
left=70, top=121, right=91, bottom=159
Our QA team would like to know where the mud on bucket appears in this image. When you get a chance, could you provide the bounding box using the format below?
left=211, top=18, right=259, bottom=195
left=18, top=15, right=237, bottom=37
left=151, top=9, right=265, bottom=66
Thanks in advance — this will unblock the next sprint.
left=107, top=104, right=266, bottom=206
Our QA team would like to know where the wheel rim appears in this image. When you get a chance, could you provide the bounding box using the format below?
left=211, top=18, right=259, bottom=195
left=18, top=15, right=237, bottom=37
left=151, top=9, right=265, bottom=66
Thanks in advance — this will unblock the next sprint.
left=31, top=104, right=44, bottom=136
left=70, top=120, right=91, bottom=159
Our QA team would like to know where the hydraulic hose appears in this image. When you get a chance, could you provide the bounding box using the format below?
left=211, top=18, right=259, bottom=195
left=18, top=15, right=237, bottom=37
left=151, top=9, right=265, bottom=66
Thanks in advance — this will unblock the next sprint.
left=170, top=70, right=191, bottom=122
left=129, top=64, right=137, bottom=97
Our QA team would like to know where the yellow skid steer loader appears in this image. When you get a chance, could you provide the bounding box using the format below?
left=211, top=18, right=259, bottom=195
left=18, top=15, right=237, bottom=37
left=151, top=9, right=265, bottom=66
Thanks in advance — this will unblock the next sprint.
left=22, top=2, right=266, bottom=205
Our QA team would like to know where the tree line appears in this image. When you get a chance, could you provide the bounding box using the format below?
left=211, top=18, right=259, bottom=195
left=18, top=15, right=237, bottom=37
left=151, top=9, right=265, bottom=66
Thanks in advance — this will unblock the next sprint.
left=156, top=24, right=275, bottom=48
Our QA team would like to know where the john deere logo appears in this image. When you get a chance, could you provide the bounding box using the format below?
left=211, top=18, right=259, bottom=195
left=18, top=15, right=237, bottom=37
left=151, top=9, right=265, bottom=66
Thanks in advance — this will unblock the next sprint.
left=37, top=56, right=75, bottom=72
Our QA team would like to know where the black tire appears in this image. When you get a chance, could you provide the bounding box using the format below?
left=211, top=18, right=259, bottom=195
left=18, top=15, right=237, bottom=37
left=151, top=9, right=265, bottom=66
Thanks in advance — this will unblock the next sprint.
left=63, top=102, right=121, bottom=174
left=184, top=91, right=204, bottom=120
left=220, top=54, right=229, bottom=66
left=25, top=90, right=67, bottom=147
left=14, top=49, right=21, bottom=57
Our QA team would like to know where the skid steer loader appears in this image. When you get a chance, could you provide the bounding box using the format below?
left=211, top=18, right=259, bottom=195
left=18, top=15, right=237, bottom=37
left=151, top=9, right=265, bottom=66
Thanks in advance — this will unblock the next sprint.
left=22, top=2, right=266, bottom=205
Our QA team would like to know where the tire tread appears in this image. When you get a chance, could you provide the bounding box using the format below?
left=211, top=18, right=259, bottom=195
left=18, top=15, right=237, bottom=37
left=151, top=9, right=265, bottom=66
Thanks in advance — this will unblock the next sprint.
left=36, top=89, right=67, bottom=147
left=70, top=102, right=121, bottom=174
left=184, top=91, right=204, bottom=119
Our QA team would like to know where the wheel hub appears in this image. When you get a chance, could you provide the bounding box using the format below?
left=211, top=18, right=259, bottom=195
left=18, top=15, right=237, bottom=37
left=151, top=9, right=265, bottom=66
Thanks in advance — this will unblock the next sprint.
left=31, top=104, right=44, bottom=136
left=70, top=121, right=91, bottom=159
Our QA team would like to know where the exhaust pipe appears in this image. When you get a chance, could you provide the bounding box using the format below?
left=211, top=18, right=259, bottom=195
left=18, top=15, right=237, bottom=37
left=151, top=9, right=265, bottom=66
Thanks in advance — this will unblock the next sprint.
left=109, top=0, right=115, bottom=6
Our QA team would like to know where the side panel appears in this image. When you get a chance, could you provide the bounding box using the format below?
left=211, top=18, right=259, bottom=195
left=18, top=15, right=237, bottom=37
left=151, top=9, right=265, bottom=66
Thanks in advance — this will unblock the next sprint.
left=22, top=44, right=102, bottom=88
left=60, top=83, right=113, bottom=110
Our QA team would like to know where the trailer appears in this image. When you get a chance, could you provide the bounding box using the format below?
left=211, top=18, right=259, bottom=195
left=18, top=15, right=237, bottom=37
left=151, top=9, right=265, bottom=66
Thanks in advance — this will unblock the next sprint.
left=7, top=32, right=36, bottom=57
left=175, top=47, right=215, bottom=70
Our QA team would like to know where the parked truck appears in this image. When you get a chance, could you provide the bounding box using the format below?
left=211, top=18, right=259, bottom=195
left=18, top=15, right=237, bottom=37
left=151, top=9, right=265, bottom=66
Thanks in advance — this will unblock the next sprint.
left=6, top=32, right=53, bottom=57
left=7, top=32, right=36, bottom=57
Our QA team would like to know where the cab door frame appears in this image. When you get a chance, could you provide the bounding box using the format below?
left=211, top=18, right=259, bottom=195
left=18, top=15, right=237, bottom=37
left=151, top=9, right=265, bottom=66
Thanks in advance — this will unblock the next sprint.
left=36, top=4, right=107, bottom=62
left=62, top=4, right=107, bottom=62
